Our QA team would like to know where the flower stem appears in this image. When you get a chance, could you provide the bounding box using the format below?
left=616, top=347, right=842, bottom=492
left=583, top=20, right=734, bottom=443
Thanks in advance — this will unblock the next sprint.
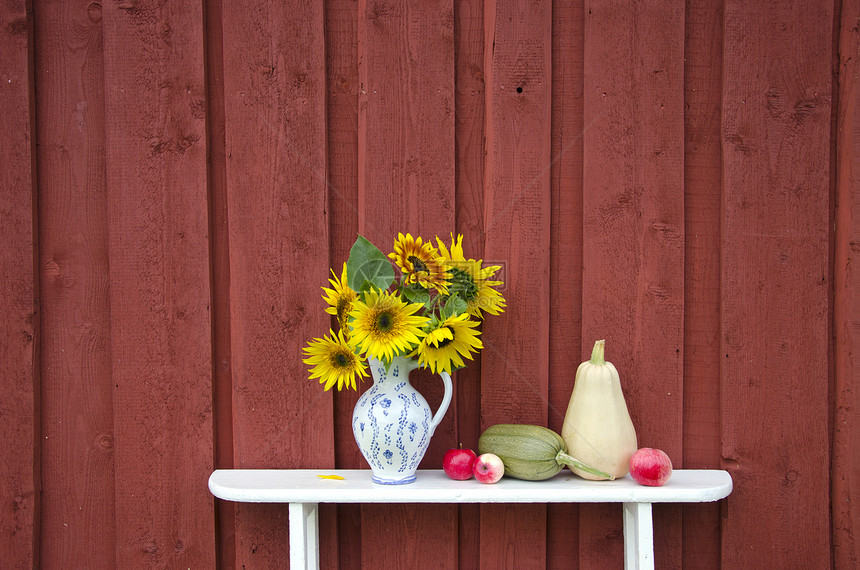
left=590, top=339, right=606, bottom=365
left=556, top=450, right=615, bottom=480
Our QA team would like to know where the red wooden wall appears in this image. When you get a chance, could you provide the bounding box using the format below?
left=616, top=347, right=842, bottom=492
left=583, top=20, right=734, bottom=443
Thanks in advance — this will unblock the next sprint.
left=1, top=0, right=857, bottom=568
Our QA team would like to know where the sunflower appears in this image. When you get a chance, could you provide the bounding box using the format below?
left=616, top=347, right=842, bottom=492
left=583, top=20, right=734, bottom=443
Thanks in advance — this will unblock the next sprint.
left=437, top=234, right=506, bottom=318
left=322, top=263, right=358, bottom=332
left=410, top=313, right=483, bottom=375
left=303, top=329, right=368, bottom=391
left=348, top=288, right=428, bottom=362
left=389, top=232, right=451, bottom=294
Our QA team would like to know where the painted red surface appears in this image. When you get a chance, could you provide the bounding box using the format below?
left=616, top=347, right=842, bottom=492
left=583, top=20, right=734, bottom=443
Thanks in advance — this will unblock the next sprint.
left=0, top=2, right=37, bottom=568
left=682, top=0, right=724, bottom=566
left=720, top=2, right=833, bottom=567
left=1, top=0, right=856, bottom=568
left=835, top=2, right=860, bottom=568
left=35, top=2, right=115, bottom=566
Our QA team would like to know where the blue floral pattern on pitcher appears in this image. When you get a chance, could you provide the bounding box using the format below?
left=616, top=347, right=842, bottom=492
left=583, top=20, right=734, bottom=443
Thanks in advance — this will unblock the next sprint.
left=352, top=356, right=452, bottom=485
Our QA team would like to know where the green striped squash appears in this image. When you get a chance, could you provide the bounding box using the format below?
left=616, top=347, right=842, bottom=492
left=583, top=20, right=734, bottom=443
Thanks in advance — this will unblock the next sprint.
left=478, top=424, right=614, bottom=481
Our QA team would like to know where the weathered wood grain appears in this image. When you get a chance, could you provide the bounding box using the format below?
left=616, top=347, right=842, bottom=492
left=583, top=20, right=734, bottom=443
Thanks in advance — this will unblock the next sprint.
left=326, top=1, right=362, bottom=568
left=834, top=3, right=860, bottom=567
left=101, top=1, right=215, bottom=566
left=480, top=0, right=553, bottom=567
left=328, top=0, right=362, bottom=472
left=546, top=0, right=585, bottom=567
left=581, top=1, right=686, bottom=567
left=0, top=2, right=37, bottom=567
left=34, top=1, right=115, bottom=566
left=720, top=1, right=832, bottom=566
left=682, top=0, right=725, bottom=566
left=356, top=0, right=458, bottom=566
left=454, top=0, right=486, bottom=566
left=202, top=0, right=237, bottom=565
left=219, top=0, right=332, bottom=567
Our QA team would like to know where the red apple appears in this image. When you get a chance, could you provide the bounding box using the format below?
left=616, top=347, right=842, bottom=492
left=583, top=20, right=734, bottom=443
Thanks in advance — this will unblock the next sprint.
left=629, top=447, right=673, bottom=486
left=473, top=453, right=505, bottom=484
left=443, top=448, right=478, bottom=480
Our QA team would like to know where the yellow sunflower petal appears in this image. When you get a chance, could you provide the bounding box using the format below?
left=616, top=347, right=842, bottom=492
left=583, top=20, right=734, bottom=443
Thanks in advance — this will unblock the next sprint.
left=410, top=313, right=482, bottom=375
left=303, top=329, right=367, bottom=391
left=349, top=289, right=428, bottom=363
left=321, top=263, right=359, bottom=331
left=390, top=233, right=451, bottom=294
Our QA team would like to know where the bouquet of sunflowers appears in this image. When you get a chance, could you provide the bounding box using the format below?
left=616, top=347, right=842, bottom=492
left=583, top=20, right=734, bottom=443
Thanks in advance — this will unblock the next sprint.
left=303, top=233, right=505, bottom=391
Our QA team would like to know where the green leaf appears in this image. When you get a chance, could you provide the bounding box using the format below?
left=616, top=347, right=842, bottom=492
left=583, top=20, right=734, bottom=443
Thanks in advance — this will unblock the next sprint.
left=346, top=235, right=394, bottom=292
left=401, top=283, right=431, bottom=306
left=440, top=293, right=468, bottom=319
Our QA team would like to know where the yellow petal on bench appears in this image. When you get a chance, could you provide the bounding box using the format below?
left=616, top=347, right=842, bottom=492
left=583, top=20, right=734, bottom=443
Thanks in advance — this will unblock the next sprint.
left=317, top=474, right=345, bottom=480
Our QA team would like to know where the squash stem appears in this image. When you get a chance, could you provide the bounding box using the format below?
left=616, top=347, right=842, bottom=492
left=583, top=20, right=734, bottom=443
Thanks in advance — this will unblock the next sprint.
left=556, top=451, right=615, bottom=480
left=590, top=339, right=606, bottom=365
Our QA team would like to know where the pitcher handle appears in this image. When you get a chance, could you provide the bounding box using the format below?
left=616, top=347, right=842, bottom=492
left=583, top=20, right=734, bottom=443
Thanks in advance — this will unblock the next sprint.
left=428, top=371, right=453, bottom=436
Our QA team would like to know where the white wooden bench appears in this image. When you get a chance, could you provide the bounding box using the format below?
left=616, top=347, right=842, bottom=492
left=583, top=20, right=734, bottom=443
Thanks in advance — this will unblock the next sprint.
left=209, top=468, right=732, bottom=570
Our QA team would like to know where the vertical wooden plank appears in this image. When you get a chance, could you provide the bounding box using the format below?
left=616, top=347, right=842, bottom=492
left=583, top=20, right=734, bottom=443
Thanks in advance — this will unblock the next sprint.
left=453, top=0, right=485, bottom=453
left=357, top=0, right=456, bottom=247
left=682, top=0, right=724, bottom=567
left=34, top=1, right=115, bottom=566
left=356, top=0, right=458, bottom=567
left=220, top=1, right=332, bottom=567
left=0, top=2, right=37, bottom=567
left=202, top=0, right=237, bottom=566
left=581, top=1, right=685, bottom=568
left=327, top=0, right=361, bottom=280
left=101, top=1, right=215, bottom=566
left=454, top=0, right=486, bottom=567
left=547, top=0, right=584, bottom=568
left=326, top=2, right=361, bottom=568
left=328, top=0, right=362, bottom=472
left=480, top=0, right=552, bottom=568
left=834, top=2, right=860, bottom=567
left=720, top=1, right=832, bottom=566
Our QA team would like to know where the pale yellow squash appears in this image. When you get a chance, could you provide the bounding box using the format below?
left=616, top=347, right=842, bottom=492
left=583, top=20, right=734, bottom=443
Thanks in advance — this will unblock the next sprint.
left=561, top=340, right=638, bottom=480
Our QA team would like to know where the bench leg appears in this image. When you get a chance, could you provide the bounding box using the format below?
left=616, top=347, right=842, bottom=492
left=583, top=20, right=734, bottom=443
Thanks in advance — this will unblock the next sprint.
left=623, top=502, right=654, bottom=570
left=289, top=502, right=319, bottom=570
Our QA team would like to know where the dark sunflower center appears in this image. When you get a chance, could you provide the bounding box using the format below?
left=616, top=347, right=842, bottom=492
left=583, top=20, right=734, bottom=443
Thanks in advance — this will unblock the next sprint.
left=332, top=351, right=350, bottom=368
left=376, top=311, right=394, bottom=332
left=408, top=255, right=429, bottom=273
left=336, top=298, right=351, bottom=322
